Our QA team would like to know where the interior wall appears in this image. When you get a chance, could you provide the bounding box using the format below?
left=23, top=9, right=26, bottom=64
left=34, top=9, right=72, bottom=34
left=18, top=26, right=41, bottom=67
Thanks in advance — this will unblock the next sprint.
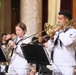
left=4, top=0, right=11, bottom=33
left=11, top=0, right=20, bottom=33
left=0, top=0, right=5, bottom=37
left=42, top=0, right=48, bottom=35
left=0, top=0, right=11, bottom=37
left=48, top=0, right=61, bottom=25
left=73, top=0, right=76, bottom=28
left=60, top=0, right=72, bottom=12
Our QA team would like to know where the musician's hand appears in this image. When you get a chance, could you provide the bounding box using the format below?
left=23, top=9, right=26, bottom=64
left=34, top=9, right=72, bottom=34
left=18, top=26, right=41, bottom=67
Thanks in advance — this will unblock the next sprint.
left=50, top=30, right=56, bottom=40
left=49, top=25, right=63, bottom=40
left=74, top=68, right=76, bottom=74
left=28, top=66, right=36, bottom=75
left=55, top=25, right=63, bottom=32
left=8, top=40, right=16, bottom=48
left=29, top=71, right=35, bottom=75
left=2, top=45, right=6, bottom=49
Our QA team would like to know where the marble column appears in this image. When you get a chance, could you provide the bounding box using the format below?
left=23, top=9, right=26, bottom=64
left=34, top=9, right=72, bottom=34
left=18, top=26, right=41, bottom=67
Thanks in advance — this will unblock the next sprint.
left=20, top=0, right=42, bottom=37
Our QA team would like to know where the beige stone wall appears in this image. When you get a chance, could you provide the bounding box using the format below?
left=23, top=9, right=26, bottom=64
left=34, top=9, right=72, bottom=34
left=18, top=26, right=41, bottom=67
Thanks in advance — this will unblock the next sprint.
left=20, top=0, right=42, bottom=37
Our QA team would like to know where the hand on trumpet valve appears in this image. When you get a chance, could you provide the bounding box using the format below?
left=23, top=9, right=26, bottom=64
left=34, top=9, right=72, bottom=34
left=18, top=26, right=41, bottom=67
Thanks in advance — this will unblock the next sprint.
left=50, top=25, right=63, bottom=40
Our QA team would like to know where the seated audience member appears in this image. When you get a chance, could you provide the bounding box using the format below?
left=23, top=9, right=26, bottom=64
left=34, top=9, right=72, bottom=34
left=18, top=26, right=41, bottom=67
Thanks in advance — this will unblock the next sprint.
left=5, top=34, right=12, bottom=45
left=38, top=35, right=43, bottom=46
left=11, top=33, right=17, bottom=41
left=0, top=33, right=7, bottom=48
left=31, top=37, right=38, bottom=45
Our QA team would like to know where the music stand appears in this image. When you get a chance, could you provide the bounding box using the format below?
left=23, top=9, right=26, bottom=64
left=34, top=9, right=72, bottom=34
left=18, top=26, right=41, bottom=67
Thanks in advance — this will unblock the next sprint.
left=21, top=44, right=51, bottom=75
left=0, top=47, right=7, bottom=75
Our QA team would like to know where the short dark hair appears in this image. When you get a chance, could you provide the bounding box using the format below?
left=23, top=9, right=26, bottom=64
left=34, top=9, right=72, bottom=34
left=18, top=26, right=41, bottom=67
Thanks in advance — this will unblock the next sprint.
left=42, top=35, right=50, bottom=43
left=1, top=33, right=6, bottom=38
left=32, top=37, right=38, bottom=45
left=58, top=10, right=72, bottom=20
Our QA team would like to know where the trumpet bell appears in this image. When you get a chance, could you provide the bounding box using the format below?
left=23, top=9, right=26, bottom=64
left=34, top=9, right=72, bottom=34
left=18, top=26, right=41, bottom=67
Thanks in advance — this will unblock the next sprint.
left=44, top=18, right=76, bottom=36
left=44, top=23, right=58, bottom=36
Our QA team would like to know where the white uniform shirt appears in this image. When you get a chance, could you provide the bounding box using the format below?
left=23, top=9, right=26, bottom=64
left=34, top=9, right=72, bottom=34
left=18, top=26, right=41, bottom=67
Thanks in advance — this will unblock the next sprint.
left=48, top=27, right=76, bottom=66
left=9, top=34, right=31, bottom=68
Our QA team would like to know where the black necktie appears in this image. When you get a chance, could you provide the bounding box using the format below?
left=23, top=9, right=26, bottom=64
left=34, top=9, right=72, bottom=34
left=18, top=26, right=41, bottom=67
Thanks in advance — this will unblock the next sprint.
left=64, top=28, right=68, bottom=32
left=54, top=28, right=69, bottom=47
left=54, top=35, right=62, bottom=47
left=54, top=35, right=59, bottom=46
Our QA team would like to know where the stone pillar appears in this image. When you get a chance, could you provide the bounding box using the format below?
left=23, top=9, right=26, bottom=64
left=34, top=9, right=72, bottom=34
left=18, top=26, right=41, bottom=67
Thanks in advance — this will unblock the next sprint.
left=20, top=0, right=42, bottom=37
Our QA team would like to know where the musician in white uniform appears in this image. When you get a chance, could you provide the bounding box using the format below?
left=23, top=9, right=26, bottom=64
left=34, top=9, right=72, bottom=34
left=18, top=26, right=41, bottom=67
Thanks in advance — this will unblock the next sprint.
left=8, top=23, right=31, bottom=75
left=48, top=10, right=76, bottom=75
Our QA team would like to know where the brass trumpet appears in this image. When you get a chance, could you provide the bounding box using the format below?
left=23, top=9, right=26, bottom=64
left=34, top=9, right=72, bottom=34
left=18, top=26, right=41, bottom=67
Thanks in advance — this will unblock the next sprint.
left=21, top=18, right=76, bottom=47
left=45, top=18, right=76, bottom=36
